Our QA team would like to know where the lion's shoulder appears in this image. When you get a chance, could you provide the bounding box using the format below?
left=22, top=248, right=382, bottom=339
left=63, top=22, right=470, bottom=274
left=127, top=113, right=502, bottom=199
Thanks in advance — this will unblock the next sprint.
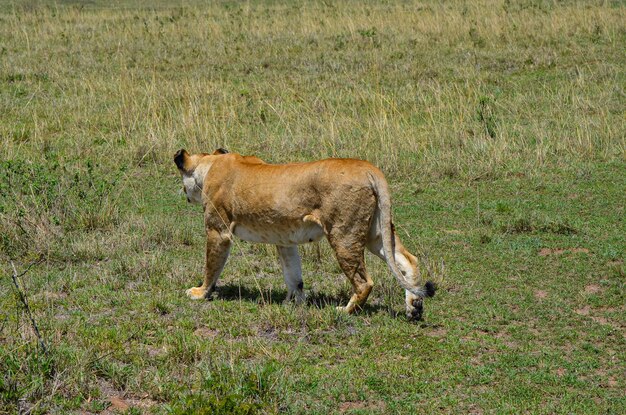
left=219, top=153, right=266, bottom=166
left=239, top=155, right=266, bottom=165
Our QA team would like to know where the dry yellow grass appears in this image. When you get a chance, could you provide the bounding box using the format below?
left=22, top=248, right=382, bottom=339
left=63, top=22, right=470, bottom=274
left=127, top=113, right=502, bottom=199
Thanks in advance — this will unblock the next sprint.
left=1, top=0, right=624, bottom=179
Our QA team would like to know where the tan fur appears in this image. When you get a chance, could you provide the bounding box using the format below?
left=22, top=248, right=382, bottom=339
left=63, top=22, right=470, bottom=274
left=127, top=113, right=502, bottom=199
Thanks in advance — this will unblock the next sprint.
left=175, top=149, right=434, bottom=319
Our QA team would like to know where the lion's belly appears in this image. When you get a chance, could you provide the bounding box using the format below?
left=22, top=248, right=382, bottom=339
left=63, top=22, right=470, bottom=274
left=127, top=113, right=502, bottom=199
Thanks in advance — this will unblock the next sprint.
left=232, top=222, right=324, bottom=246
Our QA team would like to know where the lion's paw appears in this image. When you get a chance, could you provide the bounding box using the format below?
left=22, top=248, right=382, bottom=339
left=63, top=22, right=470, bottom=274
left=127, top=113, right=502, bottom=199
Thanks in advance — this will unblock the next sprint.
left=186, top=286, right=208, bottom=300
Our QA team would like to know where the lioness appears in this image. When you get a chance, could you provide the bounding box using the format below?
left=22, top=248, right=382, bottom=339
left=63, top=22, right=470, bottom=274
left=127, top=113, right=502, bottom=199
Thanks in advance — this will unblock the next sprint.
left=174, top=148, right=435, bottom=320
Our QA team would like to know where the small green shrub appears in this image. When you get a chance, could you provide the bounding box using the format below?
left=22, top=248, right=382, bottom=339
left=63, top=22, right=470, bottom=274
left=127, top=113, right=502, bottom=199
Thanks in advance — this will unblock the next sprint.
left=167, top=363, right=280, bottom=415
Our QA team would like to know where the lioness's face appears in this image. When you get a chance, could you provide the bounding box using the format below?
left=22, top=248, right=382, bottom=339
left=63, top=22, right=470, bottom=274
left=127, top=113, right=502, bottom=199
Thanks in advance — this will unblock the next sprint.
left=174, top=149, right=205, bottom=204
left=181, top=174, right=202, bottom=204
left=174, top=148, right=228, bottom=204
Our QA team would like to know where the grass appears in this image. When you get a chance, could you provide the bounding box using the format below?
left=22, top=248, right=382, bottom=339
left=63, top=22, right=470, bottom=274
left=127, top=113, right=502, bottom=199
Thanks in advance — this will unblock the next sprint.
left=1, top=0, right=624, bottom=413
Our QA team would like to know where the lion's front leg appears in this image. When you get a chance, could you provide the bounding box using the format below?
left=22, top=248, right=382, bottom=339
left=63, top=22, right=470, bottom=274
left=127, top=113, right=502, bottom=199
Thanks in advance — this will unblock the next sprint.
left=187, top=228, right=232, bottom=300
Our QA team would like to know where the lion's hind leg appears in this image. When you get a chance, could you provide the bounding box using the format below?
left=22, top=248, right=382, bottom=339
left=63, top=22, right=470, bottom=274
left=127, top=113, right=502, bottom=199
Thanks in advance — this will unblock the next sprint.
left=276, top=245, right=305, bottom=304
left=328, top=232, right=373, bottom=314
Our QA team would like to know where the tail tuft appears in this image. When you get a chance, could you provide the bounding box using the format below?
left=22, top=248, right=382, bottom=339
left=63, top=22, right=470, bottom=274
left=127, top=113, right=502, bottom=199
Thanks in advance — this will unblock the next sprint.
left=424, top=281, right=436, bottom=298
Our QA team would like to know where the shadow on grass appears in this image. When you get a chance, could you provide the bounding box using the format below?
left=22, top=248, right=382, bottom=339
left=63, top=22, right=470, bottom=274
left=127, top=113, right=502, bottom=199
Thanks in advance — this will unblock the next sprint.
left=213, top=283, right=393, bottom=316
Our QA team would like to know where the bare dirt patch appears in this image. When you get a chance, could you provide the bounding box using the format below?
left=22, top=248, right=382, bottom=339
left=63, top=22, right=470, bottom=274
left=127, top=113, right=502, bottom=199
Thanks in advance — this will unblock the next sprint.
left=539, top=247, right=589, bottom=256
left=424, top=327, right=448, bottom=338
left=575, top=307, right=625, bottom=334
left=534, top=290, right=548, bottom=299
left=584, top=284, right=602, bottom=294
left=96, top=379, right=157, bottom=414
left=193, top=327, right=220, bottom=338
left=35, top=291, right=68, bottom=301
left=590, top=316, right=610, bottom=325
left=126, top=396, right=158, bottom=410
left=467, top=403, right=484, bottom=414
left=494, top=331, right=517, bottom=348
left=101, top=395, right=156, bottom=414
left=575, top=306, right=591, bottom=316
left=145, top=345, right=167, bottom=358
left=339, top=400, right=386, bottom=413
left=539, top=248, right=566, bottom=256
left=108, top=396, right=129, bottom=412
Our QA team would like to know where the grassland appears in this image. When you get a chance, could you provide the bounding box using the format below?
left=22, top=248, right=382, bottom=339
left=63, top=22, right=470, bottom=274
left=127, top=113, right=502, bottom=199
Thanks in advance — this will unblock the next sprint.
left=1, top=0, right=625, bottom=413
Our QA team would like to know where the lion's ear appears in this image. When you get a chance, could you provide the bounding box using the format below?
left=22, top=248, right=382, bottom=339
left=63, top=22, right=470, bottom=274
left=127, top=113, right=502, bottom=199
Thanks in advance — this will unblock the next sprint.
left=212, top=148, right=229, bottom=155
left=174, top=149, right=190, bottom=171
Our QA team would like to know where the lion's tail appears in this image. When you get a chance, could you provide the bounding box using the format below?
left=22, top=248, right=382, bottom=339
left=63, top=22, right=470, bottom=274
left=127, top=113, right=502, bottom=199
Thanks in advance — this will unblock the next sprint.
left=367, top=172, right=435, bottom=299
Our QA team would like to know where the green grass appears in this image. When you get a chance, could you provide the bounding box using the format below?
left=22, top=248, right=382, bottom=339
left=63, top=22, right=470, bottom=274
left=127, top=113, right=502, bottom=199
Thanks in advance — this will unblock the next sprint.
left=1, top=0, right=625, bottom=413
